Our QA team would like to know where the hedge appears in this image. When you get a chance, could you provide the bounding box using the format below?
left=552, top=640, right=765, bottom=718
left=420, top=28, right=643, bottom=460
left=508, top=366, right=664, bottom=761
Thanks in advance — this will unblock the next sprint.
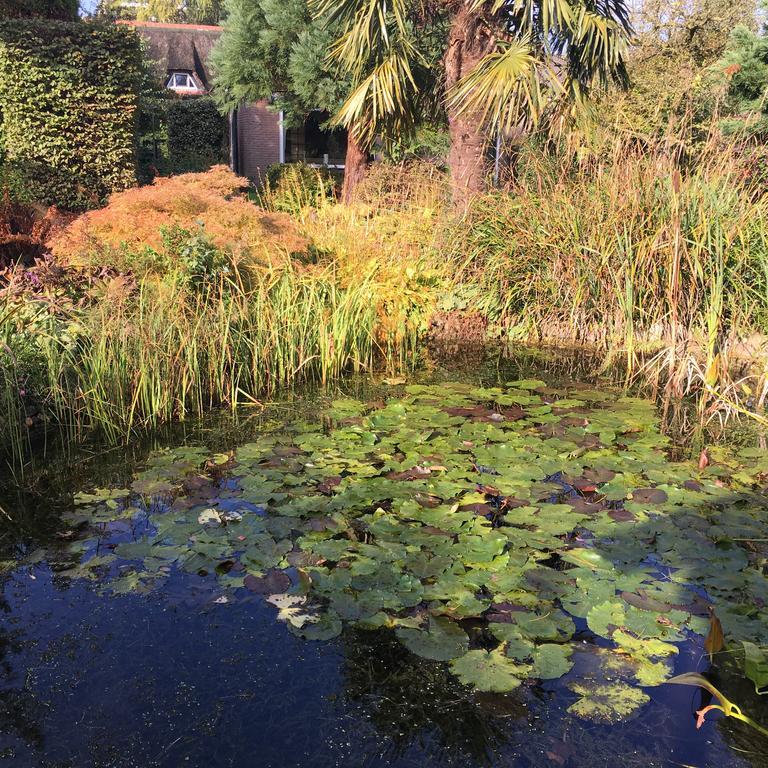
left=0, top=20, right=143, bottom=211
left=167, top=97, right=228, bottom=173
left=0, top=0, right=78, bottom=20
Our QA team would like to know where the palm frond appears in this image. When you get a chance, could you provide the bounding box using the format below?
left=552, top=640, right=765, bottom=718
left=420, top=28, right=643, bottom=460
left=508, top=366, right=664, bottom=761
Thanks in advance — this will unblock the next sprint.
left=312, top=0, right=409, bottom=71
left=447, top=39, right=555, bottom=134
left=556, top=8, right=629, bottom=96
left=332, top=41, right=420, bottom=144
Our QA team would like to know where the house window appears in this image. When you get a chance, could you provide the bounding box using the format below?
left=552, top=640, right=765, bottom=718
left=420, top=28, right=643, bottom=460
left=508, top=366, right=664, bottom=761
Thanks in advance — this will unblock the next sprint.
left=166, top=72, right=198, bottom=91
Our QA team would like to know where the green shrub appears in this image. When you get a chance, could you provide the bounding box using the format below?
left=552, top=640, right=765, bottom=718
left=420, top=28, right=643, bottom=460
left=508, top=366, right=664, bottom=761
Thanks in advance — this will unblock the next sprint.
left=0, top=0, right=77, bottom=20
left=159, top=224, right=233, bottom=289
left=0, top=20, right=143, bottom=211
left=167, top=97, right=228, bottom=173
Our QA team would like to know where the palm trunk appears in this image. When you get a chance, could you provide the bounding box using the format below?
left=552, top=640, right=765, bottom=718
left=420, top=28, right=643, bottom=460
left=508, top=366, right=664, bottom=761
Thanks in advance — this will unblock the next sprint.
left=445, top=3, right=495, bottom=208
left=341, top=131, right=368, bottom=203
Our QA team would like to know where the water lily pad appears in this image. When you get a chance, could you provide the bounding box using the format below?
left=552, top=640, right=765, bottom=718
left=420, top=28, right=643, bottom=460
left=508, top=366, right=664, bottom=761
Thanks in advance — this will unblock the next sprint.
left=630, top=488, right=668, bottom=504
left=46, top=376, right=768, bottom=705
left=567, top=681, right=650, bottom=723
left=743, top=641, right=768, bottom=694
left=395, top=616, right=469, bottom=661
left=587, top=601, right=626, bottom=639
left=243, top=569, right=291, bottom=594
left=289, top=610, right=342, bottom=641
left=532, top=643, right=574, bottom=680
left=450, top=648, right=532, bottom=692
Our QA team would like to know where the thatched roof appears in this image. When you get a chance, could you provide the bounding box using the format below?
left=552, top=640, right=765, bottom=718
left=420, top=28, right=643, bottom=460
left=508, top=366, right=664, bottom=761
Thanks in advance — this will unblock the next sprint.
left=118, top=21, right=222, bottom=89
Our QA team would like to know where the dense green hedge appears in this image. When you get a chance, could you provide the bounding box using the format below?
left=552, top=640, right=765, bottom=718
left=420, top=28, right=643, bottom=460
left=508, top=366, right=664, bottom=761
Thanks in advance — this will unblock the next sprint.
left=0, top=0, right=77, bottom=20
left=167, top=97, right=228, bottom=173
left=0, top=20, right=143, bottom=210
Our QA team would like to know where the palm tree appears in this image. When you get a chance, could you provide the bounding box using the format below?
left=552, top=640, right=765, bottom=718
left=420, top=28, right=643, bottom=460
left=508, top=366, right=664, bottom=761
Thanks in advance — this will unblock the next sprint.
left=316, top=0, right=633, bottom=206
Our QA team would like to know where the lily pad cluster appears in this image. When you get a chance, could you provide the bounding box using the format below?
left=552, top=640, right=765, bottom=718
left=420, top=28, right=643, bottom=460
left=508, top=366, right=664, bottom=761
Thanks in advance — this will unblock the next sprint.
left=51, top=380, right=768, bottom=722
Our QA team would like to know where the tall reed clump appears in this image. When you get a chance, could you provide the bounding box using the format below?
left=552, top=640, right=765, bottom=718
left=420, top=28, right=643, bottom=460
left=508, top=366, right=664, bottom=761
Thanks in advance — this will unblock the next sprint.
left=447, top=135, right=768, bottom=416
left=279, top=161, right=450, bottom=364
left=0, top=265, right=391, bottom=457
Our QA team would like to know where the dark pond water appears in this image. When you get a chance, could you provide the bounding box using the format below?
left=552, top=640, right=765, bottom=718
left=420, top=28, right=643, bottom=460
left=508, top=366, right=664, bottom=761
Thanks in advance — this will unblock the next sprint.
left=1, top=350, right=767, bottom=768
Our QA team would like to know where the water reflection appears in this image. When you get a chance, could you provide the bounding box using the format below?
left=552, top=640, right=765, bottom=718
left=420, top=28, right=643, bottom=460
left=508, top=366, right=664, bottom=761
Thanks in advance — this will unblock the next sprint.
left=0, top=562, right=762, bottom=768
left=0, top=576, right=44, bottom=758
left=340, top=627, right=521, bottom=764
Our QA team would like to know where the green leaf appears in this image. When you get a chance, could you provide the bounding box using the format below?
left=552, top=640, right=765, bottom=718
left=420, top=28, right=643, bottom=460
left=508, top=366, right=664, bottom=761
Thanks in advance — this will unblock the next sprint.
left=568, top=681, right=650, bottom=723
left=450, top=648, right=532, bottom=692
left=395, top=616, right=469, bottom=661
left=743, top=642, right=768, bottom=695
left=532, top=643, right=574, bottom=680
left=587, top=601, right=626, bottom=639
left=289, top=611, right=343, bottom=641
left=489, top=625, right=535, bottom=660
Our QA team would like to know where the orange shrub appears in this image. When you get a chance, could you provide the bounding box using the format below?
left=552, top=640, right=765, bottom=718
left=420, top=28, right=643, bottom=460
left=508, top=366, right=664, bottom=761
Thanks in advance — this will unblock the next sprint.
left=50, top=166, right=309, bottom=274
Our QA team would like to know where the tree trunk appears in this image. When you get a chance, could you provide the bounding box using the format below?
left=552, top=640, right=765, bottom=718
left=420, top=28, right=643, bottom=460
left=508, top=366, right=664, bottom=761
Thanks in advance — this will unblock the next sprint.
left=341, top=131, right=368, bottom=203
left=444, top=3, right=495, bottom=208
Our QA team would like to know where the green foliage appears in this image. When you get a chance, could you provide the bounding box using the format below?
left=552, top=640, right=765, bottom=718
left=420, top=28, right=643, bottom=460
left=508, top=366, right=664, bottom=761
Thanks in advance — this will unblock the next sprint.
left=590, top=1, right=759, bottom=146
left=318, top=0, right=630, bottom=146
left=446, top=137, right=768, bottom=381
left=716, top=25, right=768, bottom=138
left=0, top=20, right=143, bottom=210
left=96, top=0, right=222, bottom=24
left=137, top=0, right=222, bottom=24
left=262, top=162, right=337, bottom=213
left=450, top=649, right=531, bottom=692
left=395, top=617, right=469, bottom=661
left=0, top=0, right=77, bottom=20
left=567, top=682, right=650, bottom=724
left=20, top=376, right=768, bottom=722
left=167, top=97, right=228, bottom=173
left=211, top=0, right=347, bottom=124
left=384, top=125, right=450, bottom=165
left=159, top=224, right=233, bottom=289
left=743, top=641, right=768, bottom=695
left=0, top=251, right=421, bottom=455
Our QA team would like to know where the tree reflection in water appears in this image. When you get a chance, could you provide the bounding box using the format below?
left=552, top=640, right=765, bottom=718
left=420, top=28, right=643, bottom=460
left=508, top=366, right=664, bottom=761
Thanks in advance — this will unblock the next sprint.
left=339, top=628, right=525, bottom=764
left=0, top=581, right=44, bottom=758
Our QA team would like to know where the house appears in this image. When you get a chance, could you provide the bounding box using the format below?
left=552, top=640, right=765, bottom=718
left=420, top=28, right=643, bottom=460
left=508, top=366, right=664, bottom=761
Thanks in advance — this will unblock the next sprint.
left=119, top=21, right=346, bottom=182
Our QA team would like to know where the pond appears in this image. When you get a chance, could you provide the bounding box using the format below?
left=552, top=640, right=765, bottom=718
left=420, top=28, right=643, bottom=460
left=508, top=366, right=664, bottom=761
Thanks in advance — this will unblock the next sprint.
left=1, top=351, right=767, bottom=768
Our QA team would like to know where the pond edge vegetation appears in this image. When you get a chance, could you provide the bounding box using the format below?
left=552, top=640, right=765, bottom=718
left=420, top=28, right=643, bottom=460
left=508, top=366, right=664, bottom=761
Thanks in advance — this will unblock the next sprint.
left=5, top=131, right=768, bottom=467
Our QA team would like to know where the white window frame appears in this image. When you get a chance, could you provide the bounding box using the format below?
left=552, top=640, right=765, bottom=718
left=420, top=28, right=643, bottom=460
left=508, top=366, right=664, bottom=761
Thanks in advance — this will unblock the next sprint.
left=166, top=72, right=199, bottom=92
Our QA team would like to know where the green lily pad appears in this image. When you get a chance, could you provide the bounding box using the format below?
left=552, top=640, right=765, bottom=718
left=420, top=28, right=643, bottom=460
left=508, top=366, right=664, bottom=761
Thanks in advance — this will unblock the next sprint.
left=43, top=376, right=768, bottom=704
left=587, top=601, right=627, bottom=639
left=395, top=616, right=469, bottom=661
left=532, top=643, right=574, bottom=680
left=450, top=648, right=532, bottom=692
left=743, top=641, right=768, bottom=694
left=567, top=681, right=650, bottom=723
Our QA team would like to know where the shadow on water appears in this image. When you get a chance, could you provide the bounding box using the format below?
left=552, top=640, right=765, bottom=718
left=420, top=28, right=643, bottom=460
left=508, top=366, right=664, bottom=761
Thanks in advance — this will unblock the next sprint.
left=0, top=348, right=767, bottom=767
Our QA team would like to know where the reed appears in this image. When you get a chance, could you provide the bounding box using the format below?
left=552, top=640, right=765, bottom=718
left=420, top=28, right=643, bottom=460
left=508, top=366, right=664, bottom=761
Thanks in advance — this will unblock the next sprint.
left=0, top=260, right=424, bottom=465
left=5, top=134, right=768, bottom=464
left=445, top=133, right=768, bottom=418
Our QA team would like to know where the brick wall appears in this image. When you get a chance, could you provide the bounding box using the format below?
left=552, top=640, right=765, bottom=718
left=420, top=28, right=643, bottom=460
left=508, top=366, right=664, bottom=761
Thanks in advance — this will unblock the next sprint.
left=236, top=101, right=281, bottom=183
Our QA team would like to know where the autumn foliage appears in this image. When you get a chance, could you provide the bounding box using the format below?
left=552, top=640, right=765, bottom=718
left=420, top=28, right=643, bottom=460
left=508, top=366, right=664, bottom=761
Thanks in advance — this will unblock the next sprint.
left=0, top=194, right=74, bottom=268
left=51, top=166, right=309, bottom=274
